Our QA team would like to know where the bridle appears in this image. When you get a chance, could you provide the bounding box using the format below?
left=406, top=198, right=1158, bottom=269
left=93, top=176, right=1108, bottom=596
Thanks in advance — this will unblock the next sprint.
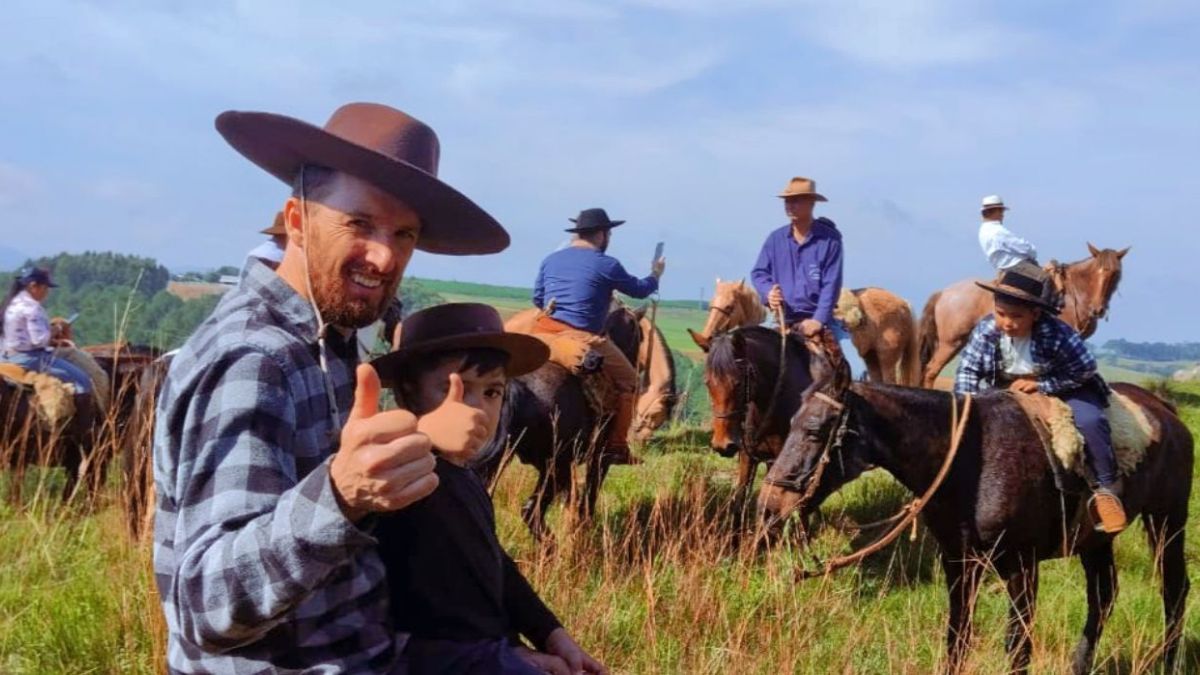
left=761, top=390, right=851, bottom=494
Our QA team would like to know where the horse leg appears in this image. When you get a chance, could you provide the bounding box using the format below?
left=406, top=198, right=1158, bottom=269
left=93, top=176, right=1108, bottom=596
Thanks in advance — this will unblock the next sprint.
left=521, top=464, right=559, bottom=543
left=1071, top=543, right=1117, bottom=675
left=877, top=348, right=902, bottom=386
left=1003, top=560, right=1039, bottom=674
left=923, top=343, right=961, bottom=389
left=579, top=448, right=610, bottom=524
left=862, top=351, right=883, bottom=384
left=1144, top=511, right=1190, bottom=673
left=942, top=554, right=984, bottom=674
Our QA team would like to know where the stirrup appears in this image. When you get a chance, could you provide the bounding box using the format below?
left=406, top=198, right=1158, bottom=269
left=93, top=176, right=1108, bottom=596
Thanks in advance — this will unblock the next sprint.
left=1088, top=489, right=1127, bottom=534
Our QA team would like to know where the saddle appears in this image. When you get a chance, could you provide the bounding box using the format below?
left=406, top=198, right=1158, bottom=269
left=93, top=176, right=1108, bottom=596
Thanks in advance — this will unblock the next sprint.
left=504, top=312, right=614, bottom=418
left=0, top=362, right=77, bottom=431
left=1010, top=390, right=1158, bottom=488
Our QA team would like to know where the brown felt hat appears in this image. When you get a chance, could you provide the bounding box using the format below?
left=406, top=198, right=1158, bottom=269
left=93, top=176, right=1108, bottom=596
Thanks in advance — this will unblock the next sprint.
left=976, top=266, right=1057, bottom=311
left=777, top=176, right=827, bottom=201
left=260, top=211, right=286, bottom=236
left=216, top=103, right=509, bottom=256
left=370, top=303, right=549, bottom=384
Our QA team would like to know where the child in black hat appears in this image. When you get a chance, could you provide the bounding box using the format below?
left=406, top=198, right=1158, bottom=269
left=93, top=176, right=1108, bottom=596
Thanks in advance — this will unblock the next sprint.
left=370, top=303, right=606, bottom=675
left=954, top=267, right=1125, bottom=534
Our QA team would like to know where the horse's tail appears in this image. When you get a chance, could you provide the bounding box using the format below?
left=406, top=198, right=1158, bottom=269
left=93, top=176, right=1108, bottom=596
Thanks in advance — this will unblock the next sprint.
left=918, top=291, right=941, bottom=375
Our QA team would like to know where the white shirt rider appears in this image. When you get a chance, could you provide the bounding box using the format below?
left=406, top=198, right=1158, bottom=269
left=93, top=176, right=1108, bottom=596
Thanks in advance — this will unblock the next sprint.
left=977, top=195, right=1037, bottom=272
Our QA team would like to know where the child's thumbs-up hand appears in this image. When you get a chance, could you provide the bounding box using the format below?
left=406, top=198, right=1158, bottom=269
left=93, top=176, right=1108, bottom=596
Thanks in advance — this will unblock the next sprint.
left=417, top=373, right=491, bottom=460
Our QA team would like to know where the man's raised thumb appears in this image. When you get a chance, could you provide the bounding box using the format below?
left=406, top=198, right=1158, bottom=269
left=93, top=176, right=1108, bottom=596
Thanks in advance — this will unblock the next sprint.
left=444, top=372, right=465, bottom=404
left=350, top=364, right=381, bottom=420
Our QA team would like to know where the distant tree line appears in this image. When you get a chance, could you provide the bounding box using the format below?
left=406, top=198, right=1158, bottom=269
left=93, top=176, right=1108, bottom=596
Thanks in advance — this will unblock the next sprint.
left=1101, top=339, right=1200, bottom=362
left=2, top=251, right=445, bottom=351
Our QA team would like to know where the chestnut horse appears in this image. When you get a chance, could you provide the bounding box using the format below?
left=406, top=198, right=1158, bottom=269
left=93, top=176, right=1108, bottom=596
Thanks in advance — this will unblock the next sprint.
left=632, top=315, right=677, bottom=442
left=686, top=278, right=765, bottom=344
left=834, top=287, right=921, bottom=386
left=919, top=244, right=1128, bottom=387
left=759, top=334, right=1191, bottom=674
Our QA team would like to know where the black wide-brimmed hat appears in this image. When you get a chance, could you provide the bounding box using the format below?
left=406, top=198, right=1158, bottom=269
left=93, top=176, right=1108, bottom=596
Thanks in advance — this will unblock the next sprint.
left=370, top=303, right=549, bottom=385
left=216, top=102, right=509, bottom=256
left=565, top=207, right=625, bottom=233
left=976, top=266, right=1056, bottom=311
left=18, top=267, right=58, bottom=288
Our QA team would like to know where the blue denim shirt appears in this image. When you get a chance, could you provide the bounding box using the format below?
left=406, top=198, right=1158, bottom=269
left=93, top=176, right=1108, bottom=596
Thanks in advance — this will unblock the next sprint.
left=533, top=246, right=658, bottom=333
left=750, top=219, right=844, bottom=325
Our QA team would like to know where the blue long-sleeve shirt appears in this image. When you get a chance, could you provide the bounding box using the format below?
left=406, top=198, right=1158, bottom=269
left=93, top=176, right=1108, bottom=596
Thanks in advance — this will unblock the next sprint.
left=750, top=219, right=844, bottom=325
left=533, top=246, right=658, bottom=333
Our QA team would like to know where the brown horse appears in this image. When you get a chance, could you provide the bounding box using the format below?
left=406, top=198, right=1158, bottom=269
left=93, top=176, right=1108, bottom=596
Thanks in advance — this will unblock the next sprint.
left=834, top=287, right=921, bottom=386
left=686, top=277, right=765, bottom=346
left=478, top=305, right=645, bottom=540
left=919, top=244, right=1128, bottom=387
left=632, top=314, right=676, bottom=442
left=759, top=334, right=1192, bottom=674
left=697, top=326, right=814, bottom=505
left=0, top=378, right=99, bottom=504
left=121, top=353, right=172, bottom=539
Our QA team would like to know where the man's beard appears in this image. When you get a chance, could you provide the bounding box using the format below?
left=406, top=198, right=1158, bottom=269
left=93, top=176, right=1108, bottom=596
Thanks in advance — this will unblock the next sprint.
left=311, top=263, right=401, bottom=329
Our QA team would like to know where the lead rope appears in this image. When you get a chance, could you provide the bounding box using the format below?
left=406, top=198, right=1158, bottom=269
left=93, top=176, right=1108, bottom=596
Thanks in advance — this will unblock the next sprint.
left=795, top=394, right=973, bottom=580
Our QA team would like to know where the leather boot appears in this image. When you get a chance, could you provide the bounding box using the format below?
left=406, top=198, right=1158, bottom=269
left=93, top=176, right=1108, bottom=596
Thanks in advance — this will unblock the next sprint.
left=1090, top=486, right=1127, bottom=534
left=602, top=392, right=641, bottom=465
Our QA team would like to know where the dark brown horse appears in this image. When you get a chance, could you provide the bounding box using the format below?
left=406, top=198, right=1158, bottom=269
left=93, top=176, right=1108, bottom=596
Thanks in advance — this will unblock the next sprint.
left=758, top=335, right=1192, bottom=674
left=919, top=244, right=1128, bottom=387
left=0, top=380, right=99, bottom=504
left=478, top=305, right=645, bottom=540
left=121, top=352, right=172, bottom=539
left=694, top=326, right=814, bottom=505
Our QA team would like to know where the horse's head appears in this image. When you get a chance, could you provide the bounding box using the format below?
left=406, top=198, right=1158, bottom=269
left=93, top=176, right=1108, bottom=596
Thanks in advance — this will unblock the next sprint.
left=604, top=303, right=645, bottom=366
left=1070, top=243, right=1128, bottom=335
left=689, top=278, right=764, bottom=352
left=758, top=330, right=860, bottom=528
left=50, top=317, right=73, bottom=343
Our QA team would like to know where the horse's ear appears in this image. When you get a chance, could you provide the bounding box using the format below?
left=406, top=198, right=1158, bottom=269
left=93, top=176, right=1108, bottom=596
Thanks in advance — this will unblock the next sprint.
left=1087, top=242, right=1101, bottom=257
left=1117, top=246, right=1131, bottom=259
left=716, top=275, right=722, bottom=286
left=737, top=278, right=745, bottom=288
left=633, top=305, right=648, bottom=321
left=688, top=328, right=711, bottom=353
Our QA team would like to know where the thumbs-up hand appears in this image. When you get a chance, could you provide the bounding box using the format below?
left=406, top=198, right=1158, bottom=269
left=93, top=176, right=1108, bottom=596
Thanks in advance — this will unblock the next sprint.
left=417, top=373, right=491, bottom=461
left=330, top=364, right=437, bottom=522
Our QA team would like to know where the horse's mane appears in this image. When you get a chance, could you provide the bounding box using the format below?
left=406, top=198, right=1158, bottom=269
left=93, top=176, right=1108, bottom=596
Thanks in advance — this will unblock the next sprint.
left=707, top=325, right=777, bottom=383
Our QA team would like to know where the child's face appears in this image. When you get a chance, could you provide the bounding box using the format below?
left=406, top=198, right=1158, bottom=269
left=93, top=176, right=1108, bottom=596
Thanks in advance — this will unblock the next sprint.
left=409, top=356, right=506, bottom=450
left=994, top=299, right=1039, bottom=338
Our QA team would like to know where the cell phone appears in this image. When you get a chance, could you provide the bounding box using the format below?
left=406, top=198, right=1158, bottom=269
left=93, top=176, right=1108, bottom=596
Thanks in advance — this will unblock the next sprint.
left=653, top=241, right=664, bottom=262
left=66, top=312, right=80, bottom=324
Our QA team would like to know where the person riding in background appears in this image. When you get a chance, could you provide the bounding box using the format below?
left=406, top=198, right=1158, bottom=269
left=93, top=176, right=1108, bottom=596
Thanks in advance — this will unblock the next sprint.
left=371, top=303, right=606, bottom=675
left=530, top=207, right=665, bottom=465
left=751, top=176, right=844, bottom=339
left=954, top=265, right=1126, bottom=534
left=978, top=195, right=1037, bottom=273
left=0, top=267, right=92, bottom=394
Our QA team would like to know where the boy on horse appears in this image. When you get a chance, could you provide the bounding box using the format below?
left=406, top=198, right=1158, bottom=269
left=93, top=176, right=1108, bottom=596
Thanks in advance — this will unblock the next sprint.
left=954, top=265, right=1126, bottom=534
left=370, top=303, right=606, bottom=675
left=529, top=207, right=665, bottom=465
left=750, top=177, right=844, bottom=339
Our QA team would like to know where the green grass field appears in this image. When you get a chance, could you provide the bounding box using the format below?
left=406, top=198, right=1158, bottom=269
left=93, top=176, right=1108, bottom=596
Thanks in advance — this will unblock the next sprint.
left=2, top=385, right=1199, bottom=673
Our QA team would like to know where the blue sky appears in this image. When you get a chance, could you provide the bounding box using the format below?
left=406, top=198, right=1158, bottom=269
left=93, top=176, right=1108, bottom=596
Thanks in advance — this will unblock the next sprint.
left=2, top=0, right=1197, bottom=342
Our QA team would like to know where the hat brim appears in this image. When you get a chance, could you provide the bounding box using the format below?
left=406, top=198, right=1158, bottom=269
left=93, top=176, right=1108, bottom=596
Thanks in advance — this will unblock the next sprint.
left=216, top=111, right=509, bottom=256
left=370, top=331, right=550, bottom=386
left=975, top=281, right=1056, bottom=311
left=777, top=192, right=828, bottom=202
left=564, top=220, right=624, bottom=233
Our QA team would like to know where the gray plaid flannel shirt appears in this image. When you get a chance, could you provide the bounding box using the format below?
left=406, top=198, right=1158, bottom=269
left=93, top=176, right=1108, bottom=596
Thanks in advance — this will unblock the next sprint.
left=153, top=259, right=401, bottom=674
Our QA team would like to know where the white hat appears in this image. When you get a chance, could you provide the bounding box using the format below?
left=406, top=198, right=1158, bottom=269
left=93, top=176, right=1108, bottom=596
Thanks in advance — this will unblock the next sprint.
left=981, top=195, right=1008, bottom=212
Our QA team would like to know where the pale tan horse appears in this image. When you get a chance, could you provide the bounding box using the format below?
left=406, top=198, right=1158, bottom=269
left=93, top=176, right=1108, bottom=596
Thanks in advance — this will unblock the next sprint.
left=632, top=316, right=676, bottom=442
left=685, top=278, right=765, bottom=349
left=833, top=287, right=921, bottom=386
left=919, top=244, right=1128, bottom=388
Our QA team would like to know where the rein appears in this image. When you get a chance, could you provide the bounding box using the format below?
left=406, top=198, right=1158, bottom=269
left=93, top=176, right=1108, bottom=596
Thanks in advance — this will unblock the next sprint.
left=791, top=393, right=974, bottom=580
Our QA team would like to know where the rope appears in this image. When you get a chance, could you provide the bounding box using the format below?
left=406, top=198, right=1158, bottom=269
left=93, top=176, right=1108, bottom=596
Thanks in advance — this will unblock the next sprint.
left=795, top=394, right=973, bottom=580
left=748, top=306, right=789, bottom=448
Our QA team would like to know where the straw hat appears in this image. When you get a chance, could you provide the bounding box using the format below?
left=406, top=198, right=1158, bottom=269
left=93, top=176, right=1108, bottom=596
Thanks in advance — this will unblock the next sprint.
left=981, top=195, right=1008, bottom=213
left=777, top=177, right=827, bottom=201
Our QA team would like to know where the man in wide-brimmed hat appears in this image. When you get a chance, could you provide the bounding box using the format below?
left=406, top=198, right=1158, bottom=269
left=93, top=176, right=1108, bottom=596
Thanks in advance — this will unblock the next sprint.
left=528, top=207, right=665, bottom=465
left=978, top=194, right=1038, bottom=273
left=750, top=177, right=844, bottom=339
left=243, top=211, right=288, bottom=268
left=954, top=265, right=1125, bottom=534
left=153, top=102, right=509, bottom=673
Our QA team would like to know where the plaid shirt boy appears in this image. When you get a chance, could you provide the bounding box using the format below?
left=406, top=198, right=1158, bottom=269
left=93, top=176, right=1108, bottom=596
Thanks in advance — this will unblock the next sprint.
left=954, top=314, right=1109, bottom=397
left=153, top=258, right=400, bottom=674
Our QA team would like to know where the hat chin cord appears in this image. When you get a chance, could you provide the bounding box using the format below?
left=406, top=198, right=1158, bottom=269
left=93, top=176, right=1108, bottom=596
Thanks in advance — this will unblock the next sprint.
left=298, top=166, right=344, bottom=438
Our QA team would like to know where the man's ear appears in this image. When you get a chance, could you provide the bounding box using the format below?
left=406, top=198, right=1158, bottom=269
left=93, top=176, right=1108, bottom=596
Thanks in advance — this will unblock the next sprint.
left=283, top=197, right=305, bottom=248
